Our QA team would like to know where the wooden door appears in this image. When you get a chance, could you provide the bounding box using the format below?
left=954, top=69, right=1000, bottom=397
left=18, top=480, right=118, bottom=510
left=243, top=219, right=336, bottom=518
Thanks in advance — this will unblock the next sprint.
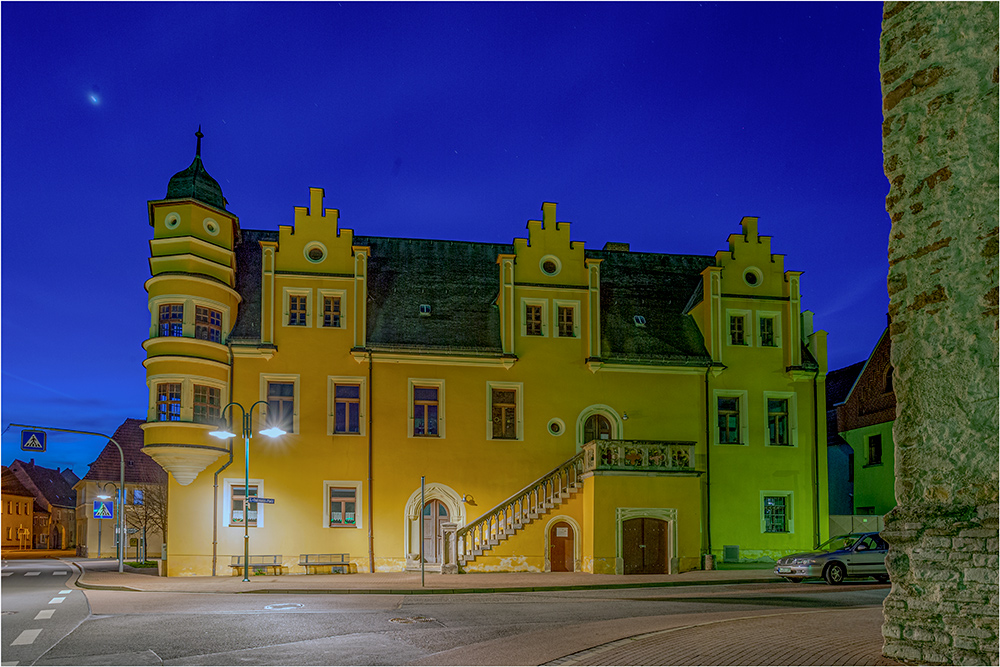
left=623, top=518, right=669, bottom=574
left=421, top=500, right=449, bottom=563
left=550, top=522, right=574, bottom=572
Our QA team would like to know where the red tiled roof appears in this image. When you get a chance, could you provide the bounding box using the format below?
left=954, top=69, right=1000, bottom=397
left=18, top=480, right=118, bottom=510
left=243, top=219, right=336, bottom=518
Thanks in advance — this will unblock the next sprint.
left=82, top=418, right=167, bottom=484
left=9, top=460, right=78, bottom=509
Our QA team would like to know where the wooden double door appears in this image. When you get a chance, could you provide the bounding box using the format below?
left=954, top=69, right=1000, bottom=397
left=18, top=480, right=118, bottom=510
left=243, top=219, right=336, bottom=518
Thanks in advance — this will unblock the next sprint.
left=549, top=521, right=575, bottom=572
left=623, top=517, right=669, bottom=574
left=422, top=500, right=450, bottom=563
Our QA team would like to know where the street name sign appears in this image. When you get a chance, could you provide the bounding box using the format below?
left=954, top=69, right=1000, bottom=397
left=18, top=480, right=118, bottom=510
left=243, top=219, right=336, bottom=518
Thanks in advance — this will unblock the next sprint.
left=248, top=496, right=274, bottom=504
left=93, top=501, right=114, bottom=519
left=21, top=430, right=46, bottom=452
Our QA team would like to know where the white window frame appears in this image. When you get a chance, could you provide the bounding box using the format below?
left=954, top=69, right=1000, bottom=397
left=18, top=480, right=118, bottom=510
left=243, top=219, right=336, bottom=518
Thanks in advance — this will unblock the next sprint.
left=756, top=310, right=782, bottom=349
left=726, top=308, right=752, bottom=347
left=763, top=391, right=797, bottom=447
left=149, top=294, right=231, bottom=343
left=328, top=376, right=366, bottom=436
left=712, top=389, right=749, bottom=446
left=760, top=490, right=794, bottom=534
left=322, top=480, right=364, bottom=529
left=553, top=299, right=581, bottom=339
left=317, top=289, right=347, bottom=329
left=147, top=375, right=228, bottom=424
left=282, top=287, right=312, bottom=328
left=223, top=478, right=265, bottom=528
left=486, top=380, right=524, bottom=441
left=260, top=374, right=300, bottom=434
left=521, top=298, right=548, bottom=337
left=408, top=378, right=445, bottom=439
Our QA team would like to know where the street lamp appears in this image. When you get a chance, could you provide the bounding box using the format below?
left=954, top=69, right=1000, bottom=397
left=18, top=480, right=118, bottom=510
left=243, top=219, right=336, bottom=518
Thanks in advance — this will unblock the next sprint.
left=98, top=481, right=122, bottom=564
left=209, top=401, right=285, bottom=582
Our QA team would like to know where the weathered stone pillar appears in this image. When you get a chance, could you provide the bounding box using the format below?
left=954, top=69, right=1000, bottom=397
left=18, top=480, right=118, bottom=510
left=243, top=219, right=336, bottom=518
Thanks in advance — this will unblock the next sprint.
left=879, top=2, right=999, bottom=664
left=440, top=522, right=458, bottom=574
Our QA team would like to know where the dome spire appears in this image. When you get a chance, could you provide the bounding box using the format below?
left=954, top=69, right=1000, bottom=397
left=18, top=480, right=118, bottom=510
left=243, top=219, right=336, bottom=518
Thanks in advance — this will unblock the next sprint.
left=165, top=127, right=226, bottom=210
left=195, top=125, right=203, bottom=158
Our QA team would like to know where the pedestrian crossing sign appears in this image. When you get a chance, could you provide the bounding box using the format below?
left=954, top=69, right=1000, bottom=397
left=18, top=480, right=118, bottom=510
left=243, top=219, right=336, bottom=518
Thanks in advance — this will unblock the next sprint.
left=94, top=501, right=114, bottom=519
left=21, top=429, right=46, bottom=452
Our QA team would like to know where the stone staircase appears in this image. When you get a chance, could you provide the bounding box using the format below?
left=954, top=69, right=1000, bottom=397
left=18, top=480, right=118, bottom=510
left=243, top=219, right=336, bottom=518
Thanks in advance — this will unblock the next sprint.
left=456, top=451, right=586, bottom=568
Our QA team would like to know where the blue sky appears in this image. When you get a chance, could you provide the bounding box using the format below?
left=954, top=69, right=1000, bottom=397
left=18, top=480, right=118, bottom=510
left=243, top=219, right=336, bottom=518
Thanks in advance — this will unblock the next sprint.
left=1, top=1, right=890, bottom=474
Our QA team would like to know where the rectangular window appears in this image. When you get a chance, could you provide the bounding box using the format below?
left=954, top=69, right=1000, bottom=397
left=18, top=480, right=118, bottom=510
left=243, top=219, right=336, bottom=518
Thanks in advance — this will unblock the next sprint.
left=763, top=496, right=787, bottom=533
left=717, top=396, right=740, bottom=444
left=491, top=388, right=518, bottom=440
left=558, top=306, right=575, bottom=338
left=158, top=304, right=184, bottom=337
left=334, top=384, right=361, bottom=434
left=132, top=489, right=144, bottom=506
left=329, top=487, right=357, bottom=526
left=848, top=452, right=854, bottom=483
left=730, top=315, right=745, bottom=346
left=195, top=306, right=222, bottom=343
left=288, top=295, right=307, bottom=326
left=760, top=317, right=776, bottom=347
left=231, top=484, right=258, bottom=527
left=767, top=398, right=789, bottom=446
left=156, top=383, right=182, bottom=422
left=323, top=296, right=342, bottom=328
left=868, top=434, right=883, bottom=465
left=267, top=382, right=295, bottom=432
left=526, top=304, right=542, bottom=336
left=413, top=386, right=439, bottom=436
left=193, top=384, right=221, bottom=424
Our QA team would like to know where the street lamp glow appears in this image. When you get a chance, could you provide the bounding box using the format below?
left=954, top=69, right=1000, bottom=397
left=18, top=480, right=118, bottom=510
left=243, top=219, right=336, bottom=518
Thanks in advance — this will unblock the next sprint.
left=209, top=429, right=238, bottom=440
left=97, top=494, right=111, bottom=499
left=258, top=426, right=286, bottom=438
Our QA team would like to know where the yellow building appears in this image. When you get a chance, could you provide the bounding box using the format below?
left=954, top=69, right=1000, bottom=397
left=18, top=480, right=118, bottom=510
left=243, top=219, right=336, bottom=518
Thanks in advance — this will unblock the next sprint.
left=2, top=467, right=34, bottom=549
left=144, top=132, right=828, bottom=576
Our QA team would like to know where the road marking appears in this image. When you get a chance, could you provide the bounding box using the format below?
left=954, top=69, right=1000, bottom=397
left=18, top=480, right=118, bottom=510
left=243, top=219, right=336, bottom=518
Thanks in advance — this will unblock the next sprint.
left=35, top=610, right=55, bottom=620
left=25, top=572, right=40, bottom=577
left=58, top=590, right=72, bottom=594
left=12, top=629, right=42, bottom=645
left=1, top=572, right=10, bottom=577
left=48, top=597, right=65, bottom=604
left=53, top=571, right=68, bottom=575
left=1, top=661, right=20, bottom=665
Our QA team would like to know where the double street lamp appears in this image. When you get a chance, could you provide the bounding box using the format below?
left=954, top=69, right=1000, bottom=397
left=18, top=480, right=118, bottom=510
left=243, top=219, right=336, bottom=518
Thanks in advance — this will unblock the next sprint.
left=209, top=401, right=285, bottom=582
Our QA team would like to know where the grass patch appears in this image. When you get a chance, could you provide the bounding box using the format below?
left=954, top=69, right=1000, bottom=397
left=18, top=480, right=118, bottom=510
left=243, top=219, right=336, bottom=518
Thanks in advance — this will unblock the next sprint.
left=126, top=561, right=158, bottom=568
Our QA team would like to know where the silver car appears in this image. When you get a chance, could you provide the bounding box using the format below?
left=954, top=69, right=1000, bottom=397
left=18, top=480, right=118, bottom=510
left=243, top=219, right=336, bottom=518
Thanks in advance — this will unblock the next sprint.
left=774, top=532, right=890, bottom=584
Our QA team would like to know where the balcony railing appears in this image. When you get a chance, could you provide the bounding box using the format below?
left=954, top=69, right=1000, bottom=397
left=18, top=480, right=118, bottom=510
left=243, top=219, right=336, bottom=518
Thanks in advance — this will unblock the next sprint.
left=581, top=439, right=697, bottom=473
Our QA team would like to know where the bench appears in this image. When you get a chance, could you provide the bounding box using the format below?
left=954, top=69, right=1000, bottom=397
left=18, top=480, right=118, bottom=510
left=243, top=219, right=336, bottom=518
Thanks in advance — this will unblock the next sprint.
left=230, top=555, right=283, bottom=575
left=299, top=553, right=351, bottom=574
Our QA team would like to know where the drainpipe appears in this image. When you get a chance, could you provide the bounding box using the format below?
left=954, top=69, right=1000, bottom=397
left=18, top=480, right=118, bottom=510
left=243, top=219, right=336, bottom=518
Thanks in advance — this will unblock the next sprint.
left=212, top=345, right=236, bottom=576
left=368, top=350, right=375, bottom=573
left=703, top=366, right=712, bottom=561
left=813, top=369, right=821, bottom=548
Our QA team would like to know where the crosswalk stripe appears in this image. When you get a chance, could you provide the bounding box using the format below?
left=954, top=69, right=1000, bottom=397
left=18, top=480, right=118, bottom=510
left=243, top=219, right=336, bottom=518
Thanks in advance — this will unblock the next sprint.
left=34, top=610, right=55, bottom=620
left=48, top=597, right=65, bottom=604
left=12, top=629, right=42, bottom=646
left=58, top=590, right=72, bottom=594
left=25, top=572, right=40, bottom=577
left=53, top=571, right=68, bottom=575
left=1, top=572, right=10, bottom=577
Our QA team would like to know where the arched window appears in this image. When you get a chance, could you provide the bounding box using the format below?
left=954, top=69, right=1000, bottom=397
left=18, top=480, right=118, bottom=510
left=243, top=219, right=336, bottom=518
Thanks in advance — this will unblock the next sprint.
left=584, top=414, right=612, bottom=442
left=884, top=365, right=894, bottom=393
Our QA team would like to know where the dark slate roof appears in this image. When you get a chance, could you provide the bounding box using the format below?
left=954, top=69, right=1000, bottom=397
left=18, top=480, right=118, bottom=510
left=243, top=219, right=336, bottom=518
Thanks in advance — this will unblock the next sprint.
left=165, top=133, right=227, bottom=210
left=230, top=229, right=277, bottom=342
left=82, top=419, right=166, bottom=485
left=827, top=361, right=866, bottom=409
left=10, top=460, right=77, bottom=509
left=357, top=236, right=513, bottom=353
left=585, top=249, right=716, bottom=363
left=2, top=467, right=34, bottom=498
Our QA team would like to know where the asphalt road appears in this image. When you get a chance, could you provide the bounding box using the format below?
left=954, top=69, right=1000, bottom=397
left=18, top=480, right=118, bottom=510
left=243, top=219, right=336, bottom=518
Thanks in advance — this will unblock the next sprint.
left=1, top=570, right=891, bottom=666
left=1, top=559, right=90, bottom=667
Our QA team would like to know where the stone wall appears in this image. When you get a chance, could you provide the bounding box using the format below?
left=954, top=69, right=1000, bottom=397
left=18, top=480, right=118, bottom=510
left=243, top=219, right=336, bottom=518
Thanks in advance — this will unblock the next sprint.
left=879, top=2, right=999, bottom=665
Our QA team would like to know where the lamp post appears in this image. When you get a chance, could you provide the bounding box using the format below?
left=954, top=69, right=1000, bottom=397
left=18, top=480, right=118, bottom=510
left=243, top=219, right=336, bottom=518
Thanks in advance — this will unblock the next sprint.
left=209, top=401, right=285, bottom=582
left=99, top=482, right=120, bottom=562
left=96, top=490, right=113, bottom=559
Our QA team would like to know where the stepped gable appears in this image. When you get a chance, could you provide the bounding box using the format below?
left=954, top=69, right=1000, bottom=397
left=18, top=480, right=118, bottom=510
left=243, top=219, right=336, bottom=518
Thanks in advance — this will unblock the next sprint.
left=357, top=236, right=513, bottom=353
left=82, top=418, right=165, bottom=484
left=586, top=249, right=715, bottom=363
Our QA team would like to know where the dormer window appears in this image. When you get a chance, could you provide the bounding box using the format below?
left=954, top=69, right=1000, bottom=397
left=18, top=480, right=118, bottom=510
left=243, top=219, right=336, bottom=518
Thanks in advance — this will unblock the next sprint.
left=633, top=315, right=646, bottom=327
left=419, top=304, right=432, bottom=317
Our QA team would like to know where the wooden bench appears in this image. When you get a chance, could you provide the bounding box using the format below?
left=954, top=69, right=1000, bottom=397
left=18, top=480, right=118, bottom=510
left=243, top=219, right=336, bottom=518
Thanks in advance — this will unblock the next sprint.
left=299, top=553, right=351, bottom=574
left=230, top=555, right=283, bottom=575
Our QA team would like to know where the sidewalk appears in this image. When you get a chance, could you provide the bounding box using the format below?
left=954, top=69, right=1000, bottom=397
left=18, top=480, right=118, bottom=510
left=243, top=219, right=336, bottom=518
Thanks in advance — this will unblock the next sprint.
left=54, top=558, right=900, bottom=666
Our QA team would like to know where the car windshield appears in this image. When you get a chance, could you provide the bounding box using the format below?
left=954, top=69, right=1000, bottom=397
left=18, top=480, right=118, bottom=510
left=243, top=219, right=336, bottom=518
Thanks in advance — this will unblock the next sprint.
left=816, top=534, right=864, bottom=552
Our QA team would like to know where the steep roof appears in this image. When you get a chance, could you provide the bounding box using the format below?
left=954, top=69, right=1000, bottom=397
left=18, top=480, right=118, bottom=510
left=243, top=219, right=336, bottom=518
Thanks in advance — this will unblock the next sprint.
left=827, top=361, right=866, bottom=409
left=82, top=418, right=166, bottom=485
left=2, top=466, right=34, bottom=498
left=9, top=460, right=78, bottom=509
left=229, top=228, right=277, bottom=342
left=164, top=129, right=227, bottom=211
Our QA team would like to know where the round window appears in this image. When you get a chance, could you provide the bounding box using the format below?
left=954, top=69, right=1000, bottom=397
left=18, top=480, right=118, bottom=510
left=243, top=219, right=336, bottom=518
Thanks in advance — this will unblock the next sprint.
left=547, top=419, right=566, bottom=436
left=203, top=218, right=220, bottom=236
left=304, top=242, right=328, bottom=264
left=164, top=212, right=181, bottom=230
left=540, top=255, right=561, bottom=277
left=743, top=267, right=763, bottom=287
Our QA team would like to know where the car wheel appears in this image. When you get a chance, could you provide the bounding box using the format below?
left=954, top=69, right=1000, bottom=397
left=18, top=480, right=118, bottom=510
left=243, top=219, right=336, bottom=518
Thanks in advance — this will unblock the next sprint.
left=874, top=574, right=889, bottom=583
left=824, top=563, right=846, bottom=585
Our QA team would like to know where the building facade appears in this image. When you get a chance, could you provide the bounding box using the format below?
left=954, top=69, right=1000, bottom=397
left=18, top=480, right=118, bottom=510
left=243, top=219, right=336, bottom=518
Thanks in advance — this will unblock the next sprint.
left=8, top=459, right=78, bottom=549
left=143, top=135, right=829, bottom=576
left=2, top=467, right=35, bottom=549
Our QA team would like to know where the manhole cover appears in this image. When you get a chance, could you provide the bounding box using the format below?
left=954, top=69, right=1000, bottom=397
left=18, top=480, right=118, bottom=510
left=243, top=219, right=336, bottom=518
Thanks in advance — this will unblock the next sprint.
left=264, top=603, right=304, bottom=610
left=389, top=616, right=435, bottom=624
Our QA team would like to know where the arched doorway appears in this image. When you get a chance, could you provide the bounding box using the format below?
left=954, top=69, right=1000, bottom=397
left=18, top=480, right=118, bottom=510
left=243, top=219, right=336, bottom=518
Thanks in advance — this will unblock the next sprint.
left=576, top=405, right=624, bottom=451
left=422, top=499, right=450, bottom=564
left=584, top=414, right=612, bottom=442
left=622, top=517, right=669, bottom=574
left=549, top=521, right=575, bottom=572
